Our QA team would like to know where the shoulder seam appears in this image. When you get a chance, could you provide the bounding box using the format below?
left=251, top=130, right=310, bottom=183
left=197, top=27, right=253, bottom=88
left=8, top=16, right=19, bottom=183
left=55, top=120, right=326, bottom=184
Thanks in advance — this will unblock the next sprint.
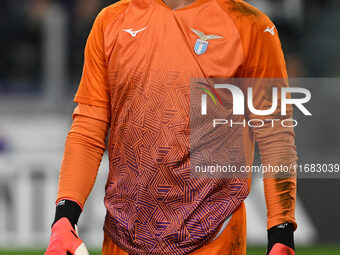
left=101, top=0, right=131, bottom=32
left=214, top=0, right=245, bottom=68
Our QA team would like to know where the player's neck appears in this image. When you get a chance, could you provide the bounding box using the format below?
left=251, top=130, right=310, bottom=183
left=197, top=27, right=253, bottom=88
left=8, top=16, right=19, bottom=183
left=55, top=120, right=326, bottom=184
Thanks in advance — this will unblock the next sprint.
left=162, top=0, right=196, bottom=10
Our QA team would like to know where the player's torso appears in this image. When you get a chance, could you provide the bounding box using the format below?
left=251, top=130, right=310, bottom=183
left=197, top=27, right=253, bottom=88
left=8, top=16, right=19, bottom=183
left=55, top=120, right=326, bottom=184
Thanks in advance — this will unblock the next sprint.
left=106, top=0, right=243, bottom=120
left=102, top=0, right=248, bottom=253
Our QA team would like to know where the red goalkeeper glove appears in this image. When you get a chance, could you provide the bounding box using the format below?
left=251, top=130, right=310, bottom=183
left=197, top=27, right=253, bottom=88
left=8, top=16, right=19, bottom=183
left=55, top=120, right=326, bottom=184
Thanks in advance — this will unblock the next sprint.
left=266, top=223, right=295, bottom=255
left=268, top=243, right=295, bottom=255
left=45, top=217, right=89, bottom=255
left=45, top=200, right=89, bottom=255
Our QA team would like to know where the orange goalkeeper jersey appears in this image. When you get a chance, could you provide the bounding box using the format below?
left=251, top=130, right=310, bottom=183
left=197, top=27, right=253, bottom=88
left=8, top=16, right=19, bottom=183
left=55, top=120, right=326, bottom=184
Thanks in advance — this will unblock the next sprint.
left=73, top=0, right=297, bottom=254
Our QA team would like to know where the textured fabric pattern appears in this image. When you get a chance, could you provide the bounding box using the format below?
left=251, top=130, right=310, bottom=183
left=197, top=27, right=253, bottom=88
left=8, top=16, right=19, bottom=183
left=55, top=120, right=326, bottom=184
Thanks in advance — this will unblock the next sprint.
left=71, top=0, right=296, bottom=253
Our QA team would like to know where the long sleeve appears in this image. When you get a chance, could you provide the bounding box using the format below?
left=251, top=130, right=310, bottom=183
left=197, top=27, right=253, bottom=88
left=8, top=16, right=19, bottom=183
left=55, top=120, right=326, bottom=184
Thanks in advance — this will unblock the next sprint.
left=237, top=14, right=297, bottom=230
left=56, top=7, right=112, bottom=208
left=57, top=103, right=110, bottom=208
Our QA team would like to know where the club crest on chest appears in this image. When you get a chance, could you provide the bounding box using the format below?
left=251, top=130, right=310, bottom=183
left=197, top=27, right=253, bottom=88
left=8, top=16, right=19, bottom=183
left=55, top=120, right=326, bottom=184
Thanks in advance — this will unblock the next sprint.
left=190, top=28, right=223, bottom=55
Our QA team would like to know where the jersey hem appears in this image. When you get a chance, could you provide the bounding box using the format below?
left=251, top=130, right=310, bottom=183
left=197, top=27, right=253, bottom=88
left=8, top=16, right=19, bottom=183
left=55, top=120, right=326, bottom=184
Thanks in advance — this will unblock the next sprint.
left=102, top=224, right=212, bottom=255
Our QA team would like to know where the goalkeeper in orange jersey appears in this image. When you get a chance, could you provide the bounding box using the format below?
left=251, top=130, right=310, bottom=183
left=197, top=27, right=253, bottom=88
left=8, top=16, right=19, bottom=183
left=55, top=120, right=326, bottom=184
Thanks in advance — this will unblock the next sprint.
left=45, top=0, right=297, bottom=254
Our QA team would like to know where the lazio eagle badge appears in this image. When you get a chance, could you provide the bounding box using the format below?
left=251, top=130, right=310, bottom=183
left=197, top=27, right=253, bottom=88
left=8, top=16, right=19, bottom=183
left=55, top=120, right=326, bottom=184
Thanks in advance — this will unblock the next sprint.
left=191, top=28, right=223, bottom=55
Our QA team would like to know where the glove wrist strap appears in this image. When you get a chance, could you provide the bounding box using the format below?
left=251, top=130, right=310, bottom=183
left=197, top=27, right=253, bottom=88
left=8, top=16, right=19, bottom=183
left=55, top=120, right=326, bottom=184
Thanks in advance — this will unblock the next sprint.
left=52, top=199, right=82, bottom=228
left=267, top=222, right=295, bottom=254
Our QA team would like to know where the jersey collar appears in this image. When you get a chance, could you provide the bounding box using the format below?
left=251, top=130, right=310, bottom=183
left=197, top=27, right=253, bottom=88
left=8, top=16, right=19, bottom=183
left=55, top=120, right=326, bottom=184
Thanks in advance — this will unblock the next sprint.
left=154, top=0, right=213, bottom=11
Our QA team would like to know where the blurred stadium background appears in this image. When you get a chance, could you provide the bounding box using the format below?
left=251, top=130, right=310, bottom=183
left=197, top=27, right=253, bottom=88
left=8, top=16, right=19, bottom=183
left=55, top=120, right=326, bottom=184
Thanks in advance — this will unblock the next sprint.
left=0, top=0, right=339, bottom=254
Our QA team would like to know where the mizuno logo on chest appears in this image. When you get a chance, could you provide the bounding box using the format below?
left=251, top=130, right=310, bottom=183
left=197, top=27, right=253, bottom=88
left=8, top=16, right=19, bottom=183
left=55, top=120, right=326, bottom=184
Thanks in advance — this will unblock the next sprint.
left=122, top=27, right=147, bottom=37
